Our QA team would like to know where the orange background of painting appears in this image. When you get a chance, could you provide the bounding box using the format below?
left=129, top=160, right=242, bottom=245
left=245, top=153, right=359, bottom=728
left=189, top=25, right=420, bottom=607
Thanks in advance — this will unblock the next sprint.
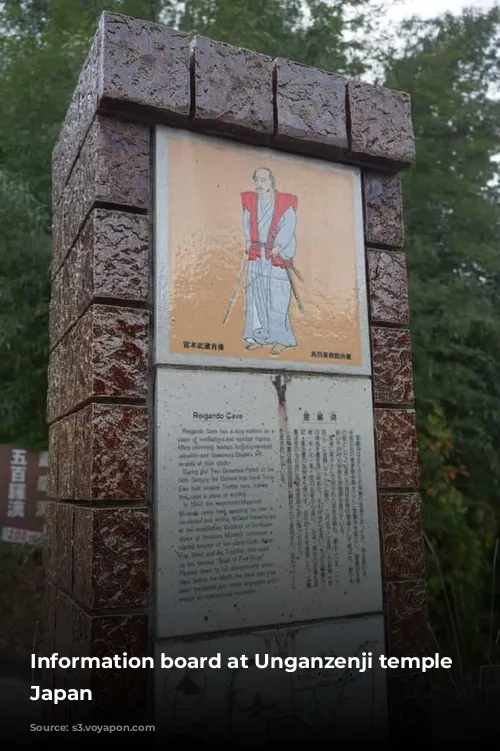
left=166, top=136, right=362, bottom=365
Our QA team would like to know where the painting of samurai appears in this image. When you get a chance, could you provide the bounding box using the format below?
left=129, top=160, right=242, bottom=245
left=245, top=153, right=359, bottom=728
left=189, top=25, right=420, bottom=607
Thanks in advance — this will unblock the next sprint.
left=239, top=168, right=302, bottom=357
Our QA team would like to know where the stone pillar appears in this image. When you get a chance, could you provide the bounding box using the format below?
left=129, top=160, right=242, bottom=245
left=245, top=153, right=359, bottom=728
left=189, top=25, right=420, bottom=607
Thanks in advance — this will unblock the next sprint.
left=44, top=10, right=428, bottom=740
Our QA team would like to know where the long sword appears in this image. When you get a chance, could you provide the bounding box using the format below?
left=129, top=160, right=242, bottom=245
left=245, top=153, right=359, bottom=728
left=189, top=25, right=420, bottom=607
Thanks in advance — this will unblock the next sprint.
left=251, top=242, right=304, bottom=282
left=222, top=256, right=248, bottom=325
left=284, top=265, right=304, bottom=313
left=263, top=244, right=304, bottom=313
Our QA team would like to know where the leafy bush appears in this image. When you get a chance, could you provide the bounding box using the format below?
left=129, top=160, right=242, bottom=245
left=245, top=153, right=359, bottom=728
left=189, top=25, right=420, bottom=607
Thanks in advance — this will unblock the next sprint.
left=419, top=407, right=498, bottom=672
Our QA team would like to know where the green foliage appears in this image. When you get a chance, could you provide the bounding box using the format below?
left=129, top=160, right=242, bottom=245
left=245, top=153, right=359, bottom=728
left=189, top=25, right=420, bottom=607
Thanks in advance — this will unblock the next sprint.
left=0, top=0, right=160, bottom=209
left=172, top=0, right=379, bottom=74
left=0, top=171, right=51, bottom=450
left=175, top=0, right=303, bottom=55
left=0, top=0, right=162, bottom=448
left=384, top=8, right=500, bottom=508
left=419, top=408, right=496, bottom=651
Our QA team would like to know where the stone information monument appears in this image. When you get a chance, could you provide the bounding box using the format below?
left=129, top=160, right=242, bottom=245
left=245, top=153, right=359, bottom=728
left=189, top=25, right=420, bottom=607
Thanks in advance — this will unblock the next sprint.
left=44, top=10, right=429, bottom=744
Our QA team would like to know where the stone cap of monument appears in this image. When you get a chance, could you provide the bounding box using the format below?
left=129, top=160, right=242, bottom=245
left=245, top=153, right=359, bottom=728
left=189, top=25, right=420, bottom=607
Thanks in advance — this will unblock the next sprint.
left=52, top=11, right=415, bottom=209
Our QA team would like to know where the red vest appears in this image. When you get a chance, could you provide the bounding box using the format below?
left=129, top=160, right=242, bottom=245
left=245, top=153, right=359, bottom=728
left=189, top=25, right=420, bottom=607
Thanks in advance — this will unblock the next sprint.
left=241, top=191, right=297, bottom=269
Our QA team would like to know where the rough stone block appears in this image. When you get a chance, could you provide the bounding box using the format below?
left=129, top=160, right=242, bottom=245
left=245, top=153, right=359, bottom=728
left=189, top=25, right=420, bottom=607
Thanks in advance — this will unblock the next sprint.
left=274, top=58, right=347, bottom=152
left=57, top=413, right=77, bottom=499
left=51, top=29, right=102, bottom=209
left=379, top=494, right=424, bottom=577
left=41, top=580, right=56, bottom=655
left=100, top=13, right=190, bottom=116
left=49, top=270, right=62, bottom=349
left=368, top=250, right=409, bottom=325
left=52, top=589, right=79, bottom=723
left=72, top=404, right=148, bottom=501
left=47, top=305, right=149, bottom=423
left=53, top=596, right=148, bottom=722
left=56, top=503, right=74, bottom=592
left=40, top=581, right=56, bottom=695
left=372, top=327, right=414, bottom=405
left=50, top=406, right=148, bottom=502
left=46, top=346, right=62, bottom=425
left=52, top=115, right=150, bottom=277
left=43, top=502, right=74, bottom=592
left=375, top=409, right=419, bottom=488
left=348, top=80, right=415, bottom=166
left=73, top=507, right=149, bottom=609
left=83, top=305, right=149, bottom=402
left=364, top=172, right=404, bottom=248
left=52, top=11, right=190, bottom=207
left=50, top=209, right=149, bottom=348
left=43, top=502, right=57, bottom=582
left=191, top=36, right=274, bottom=139
left=47, top=421, right=60, bottom=498
left=81, top=611, right=148, bottom=722
left=55, top=589, right=77, bottom=658
left=51, top=590, right=77, bottom=724
left=385, top=580, right=429, bottom=658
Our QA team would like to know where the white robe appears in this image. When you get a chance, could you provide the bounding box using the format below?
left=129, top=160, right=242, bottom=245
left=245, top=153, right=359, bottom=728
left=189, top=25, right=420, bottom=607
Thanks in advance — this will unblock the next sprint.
left=242, top=194, right=297, bottom=347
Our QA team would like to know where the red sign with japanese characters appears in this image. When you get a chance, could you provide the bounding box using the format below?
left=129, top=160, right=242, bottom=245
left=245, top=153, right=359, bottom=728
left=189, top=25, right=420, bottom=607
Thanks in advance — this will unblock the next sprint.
left=0, top=444, right=47, bottom=543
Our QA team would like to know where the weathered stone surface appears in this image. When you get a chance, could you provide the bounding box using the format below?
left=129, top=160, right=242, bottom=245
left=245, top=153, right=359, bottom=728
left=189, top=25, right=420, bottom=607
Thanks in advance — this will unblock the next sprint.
left=191, top=36, right=274, bottom=139
left=375, top=409, right=419, bottom=488
left=43, top=502, right=74, bottom=592
left=52, top=116, right=150, bottom=277
left=43, top=502, right=57, bottom=582
left=49, top=274, right=62, bottom=350
left=75, top=610, right=148, bottom=722
left=54, top=591, right=80, bottom=658
left=100, top=13, right=190, bottom=115
left=52, top=11, right=190, bottom=207
left=73, top=507, right=149, bottom=609
left=372, top=327, right=414, bottom=405
left=274, top=58, right=347, bottom=151
left=57, top=503, right=74, bottom=593
left=51, top=406, right=148, bottom=501
left=52, top=594, right=148, bottom=722
left=51, top=207, right=64, bottom=276
left=46, top=345, right=63, bottom=426
left=85, top=404, right=148, bottom=501
left=52, top=590, right=77, bottom=724
left=47, top=305, right=149, bottom=423
left=70, top=404, right=148, bottom=501
left=48, top=594, right=75, bottom=727
left=41, top=580, right=56, bottom=656
left=47, top=420, right=60, bottom=498
left=385, top=580, right=428, bottom=658
left=51, top=28, right=103, bottom=208
left=89, top=306, right=149, bottom=400
left=364, top=172, right=404, bottom=248
left=57, top=413, right=77, bottom=499
left=348, top=80, right=415, bottom=165
left=368, top=250, right=409, bottom=325
left=72, top=407, right=93, bottom=502
left=379, top=494, right=424, bottom=577
left=40, top=581, right=56, bottom=695
left=50, top=209, right=149, bottom=348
